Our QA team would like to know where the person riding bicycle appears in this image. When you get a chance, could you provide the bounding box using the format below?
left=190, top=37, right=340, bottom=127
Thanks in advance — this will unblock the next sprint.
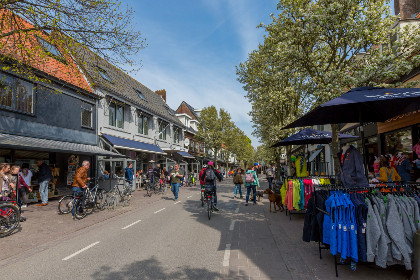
left=152, top=164, right=161, bottom=184
left=200, top=161, right=222, bottom=211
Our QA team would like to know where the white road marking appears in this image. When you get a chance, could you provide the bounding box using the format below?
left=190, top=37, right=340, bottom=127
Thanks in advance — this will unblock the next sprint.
left=122, top=220, right=141, bottom=230
left=62, top=241, right=100, bottom=261
left=229, top=220, right=236, bottom=231
left=235, top=207, right=239, bottom=213
left=223, top=244, right=231, bottom=267
left=154, top=208, right=166, bottom=214
left=187, top=195, right=192, bottom=198
left=174, top=201, right=181, bottom=204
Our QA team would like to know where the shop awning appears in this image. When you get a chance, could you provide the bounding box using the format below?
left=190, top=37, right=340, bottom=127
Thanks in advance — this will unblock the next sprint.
left=309, top=149, right=323, bottom=162
left=177, top=151, right=195, bottom=159
left=102, top=134, right=166, bottom=155
left=0, top=133, right=123, bottom=157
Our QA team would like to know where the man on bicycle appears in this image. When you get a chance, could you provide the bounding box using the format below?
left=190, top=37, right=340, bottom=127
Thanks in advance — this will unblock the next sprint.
left=200, top=161, right=222, bottom=211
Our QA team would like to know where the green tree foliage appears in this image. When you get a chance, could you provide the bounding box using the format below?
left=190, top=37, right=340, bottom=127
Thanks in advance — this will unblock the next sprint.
left=0, top=0, right=146, bottom=84
left=237, top=0, right=420, bottom=174
left=196, top=106, right=254, bottom=167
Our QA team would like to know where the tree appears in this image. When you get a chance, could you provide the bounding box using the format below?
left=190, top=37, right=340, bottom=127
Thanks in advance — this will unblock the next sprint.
left=197, top=106, right=255, bottom=168
left=0, top=0, right=146, bottom=86
left=238, top=0, right=420, bottom=175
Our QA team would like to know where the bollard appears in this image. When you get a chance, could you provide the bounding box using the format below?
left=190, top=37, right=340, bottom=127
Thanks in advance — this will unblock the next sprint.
left=412, top=230, right=420, bottom=280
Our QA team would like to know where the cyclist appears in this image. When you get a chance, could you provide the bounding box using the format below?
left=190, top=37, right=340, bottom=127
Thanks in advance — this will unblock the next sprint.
left=200, top=161, right=222, bottom=211
left=72, top=161, right=90, bottom=196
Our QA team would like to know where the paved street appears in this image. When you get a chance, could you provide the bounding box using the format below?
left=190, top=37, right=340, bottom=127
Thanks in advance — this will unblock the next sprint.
left=0, top=178, right=413, bottom=280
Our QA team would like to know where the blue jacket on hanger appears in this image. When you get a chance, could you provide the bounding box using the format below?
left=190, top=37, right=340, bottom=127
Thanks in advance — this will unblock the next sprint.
left=338, top=146, right=369, bottom=188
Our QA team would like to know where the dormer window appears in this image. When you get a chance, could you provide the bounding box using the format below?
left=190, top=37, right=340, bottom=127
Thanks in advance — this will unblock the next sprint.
left=97, top=67, right=113, bottom=83
left=36, top=36, right=65, bottom=62
left=134, top=88, right=146, bottom=101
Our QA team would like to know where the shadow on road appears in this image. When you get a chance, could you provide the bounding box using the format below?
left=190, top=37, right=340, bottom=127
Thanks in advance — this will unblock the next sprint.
left=90, top=256, right=222, bottom=280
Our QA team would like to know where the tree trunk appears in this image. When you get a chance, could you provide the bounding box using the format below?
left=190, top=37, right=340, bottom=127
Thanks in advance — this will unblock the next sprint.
left=331, top=124, right=340, bottom=181
left=213, top=149, right=218, bottom=168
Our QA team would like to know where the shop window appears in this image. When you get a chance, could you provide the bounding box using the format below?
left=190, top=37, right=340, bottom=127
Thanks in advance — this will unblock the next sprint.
left=159, top=121, right=167, bottom=140
left=108, top=103, right=124, bottom=129
left=138, top=113, right=149, bottom=135
left=0, top=73, right=34, bottom=114
left=81, top=106, right=92, bottom=128
left=385, top=129, right=412, bottom=156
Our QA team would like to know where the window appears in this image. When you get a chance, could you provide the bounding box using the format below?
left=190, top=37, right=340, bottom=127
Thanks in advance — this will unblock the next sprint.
left=159, top=121, right=167, bottom=140
left=36, top=36, right=65, bottom=62
left=0, top=74, right=34, bottom=114
left=97, top=67, right=113, bottom=83
left=138, top=113, right=149, bottom=135
left=134, top=89, right=146, bottom=101
left=81, top=106, right=92, bottom=128
left=173, top=127, right=180, bottom=143
left=108, top=103, right=124, bottom=128
left=0, top=76, right=13, bottom=108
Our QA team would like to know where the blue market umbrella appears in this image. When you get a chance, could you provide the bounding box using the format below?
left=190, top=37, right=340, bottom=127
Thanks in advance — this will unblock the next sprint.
left=283, top=87, right=420, bottom=129
left=271, top=128, right=358, bottom=147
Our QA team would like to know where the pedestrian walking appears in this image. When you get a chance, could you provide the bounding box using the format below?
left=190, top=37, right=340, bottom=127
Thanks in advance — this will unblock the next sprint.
left=266, top=164, right=275, bottom=190
left=0, top=163, right=13, bottom=201
left=170, top=164, right=183, bottom=200
left=125, top=163, right=134, bottom=187
left=10, top=165, right=32, bottom=207
left=233, top=168, right=243, bottom=199
left=72, top=160, right=90, bottom=196
left=35, top=160, right=53, bottom=206
left=245, top=165, right=260, bottom=206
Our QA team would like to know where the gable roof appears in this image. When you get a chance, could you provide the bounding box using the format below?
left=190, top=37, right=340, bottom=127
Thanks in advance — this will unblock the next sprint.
left=70, top=44, right=183, bottom=127
left=0, top=10, right=93, bottom=93
left=178, top=101, right=199, bottom=120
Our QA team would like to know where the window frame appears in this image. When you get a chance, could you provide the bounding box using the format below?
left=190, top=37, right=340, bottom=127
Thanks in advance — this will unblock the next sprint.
left=138, top=113, right=149, bottom=135
left=134, top=88, right=147, bottom=102
left=173, top=127, right=180, bottom=143
left=81, top=105, right=93, bottom=129
left=158, top=120, right=167, bottom=140
left=108, top=102, right=124, bottom=129
left=97, top=67, right=113, bottom=83
left=0, top=73, right=35, bottom=115
left=36, top=36, right=66, bottom=63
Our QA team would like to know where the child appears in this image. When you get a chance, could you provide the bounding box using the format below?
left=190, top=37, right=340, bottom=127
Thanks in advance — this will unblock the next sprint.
left=233, top=168, right=244, bottom=199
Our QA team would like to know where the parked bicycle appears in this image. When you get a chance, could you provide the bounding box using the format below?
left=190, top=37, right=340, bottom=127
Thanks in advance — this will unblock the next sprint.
left=145, top=177, right=166, bottom=197
left=0, top=201, right=20, bottom=238
left=58, top=178, right=106, bottom=218
left=106, top=179, right=132, bottom=208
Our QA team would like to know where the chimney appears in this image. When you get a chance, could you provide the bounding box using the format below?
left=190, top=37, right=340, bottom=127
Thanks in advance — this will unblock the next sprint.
left=399, top=0, right=418, bottom=19
left=155, top=89, right=166, bottom=102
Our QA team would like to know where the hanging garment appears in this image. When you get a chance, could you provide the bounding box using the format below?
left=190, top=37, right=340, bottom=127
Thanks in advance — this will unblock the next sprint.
left=293, top=180, right=301, bottom=210
left=295, top=156, right=307, bottom=177
left=280, top=181, right=287, bottom=205
left=299, top=180, right=305, bottom=210
left=338, top=145, right=369, bottom=188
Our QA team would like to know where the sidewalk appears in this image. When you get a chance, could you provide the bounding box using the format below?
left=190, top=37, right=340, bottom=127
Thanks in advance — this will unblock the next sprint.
left=0, top=185, right=197, bottom=262
left=221, top=178, right=411, bottom=280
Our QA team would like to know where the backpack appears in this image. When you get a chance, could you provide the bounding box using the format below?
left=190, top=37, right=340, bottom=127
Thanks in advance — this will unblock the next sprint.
left=245, top=172, right=254, bottom=183
left=266, top=168, right=273, bottom=177
left=205, top=169, right=215, bottom=182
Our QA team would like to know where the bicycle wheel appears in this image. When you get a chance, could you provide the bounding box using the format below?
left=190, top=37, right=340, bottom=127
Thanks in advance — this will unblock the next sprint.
left=201, top=191, right=204, bottom=207
left=207, top=196, right=212, bottom=220
left=0, top=204, right=20, bottom=238
left=74, top=198, right=88, bottom=220
left=58, top=195, right=74, bottom=214
left=95, top=189, right=106, bottom=209
left=146, top=184, right=152, bottom=197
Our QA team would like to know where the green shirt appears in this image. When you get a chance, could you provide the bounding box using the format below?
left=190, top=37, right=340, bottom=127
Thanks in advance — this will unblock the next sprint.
left=170, top=170, right=181, bottom=184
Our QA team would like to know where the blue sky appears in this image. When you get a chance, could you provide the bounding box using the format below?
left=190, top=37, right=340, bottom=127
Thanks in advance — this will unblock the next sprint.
left=127, top=0, right=278, bottom=146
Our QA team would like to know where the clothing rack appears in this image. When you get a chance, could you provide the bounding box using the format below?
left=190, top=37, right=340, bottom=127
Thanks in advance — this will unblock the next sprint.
left=286, top=176, right=334, bottom=220
left=311, top=183, right=420, bottom=277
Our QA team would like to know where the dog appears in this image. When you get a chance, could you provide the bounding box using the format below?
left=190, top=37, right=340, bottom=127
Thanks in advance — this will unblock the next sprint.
left=264, top=188, right=284, bottom=213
